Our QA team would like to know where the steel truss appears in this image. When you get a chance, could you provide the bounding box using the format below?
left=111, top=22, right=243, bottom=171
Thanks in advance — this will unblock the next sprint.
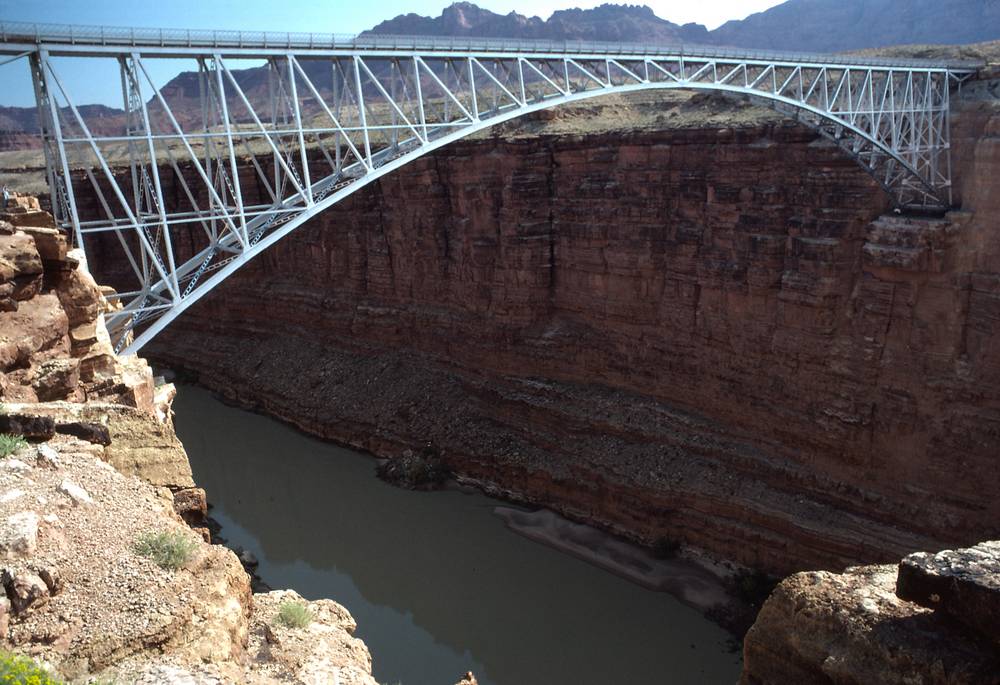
left=0, top=23, right=979, bottom=352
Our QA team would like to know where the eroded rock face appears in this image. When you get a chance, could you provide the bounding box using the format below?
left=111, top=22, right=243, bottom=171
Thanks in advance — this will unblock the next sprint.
left=897, top=540, right=1000, bottom=643
left=0, top=202, right=161, bottom=411
left=741, top=564, right=1000, bottom=685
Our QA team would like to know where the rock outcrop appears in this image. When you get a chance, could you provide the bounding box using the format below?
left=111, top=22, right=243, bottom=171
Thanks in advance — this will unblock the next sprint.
left=82, top=88, right=1000, bottom=576
left=741, top=542, right=1000, bottom=684
left=0, top=199, right=388, bottom=683
left=896, top=540, right=1000, bottom=643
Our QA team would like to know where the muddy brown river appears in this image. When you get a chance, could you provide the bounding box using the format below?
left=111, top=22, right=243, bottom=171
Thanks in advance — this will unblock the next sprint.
left=173, top=384, right=742, bottom=685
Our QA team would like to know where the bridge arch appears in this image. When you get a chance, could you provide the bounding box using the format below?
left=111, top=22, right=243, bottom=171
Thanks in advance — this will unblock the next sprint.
left=0, top=23, right=978, bottom=352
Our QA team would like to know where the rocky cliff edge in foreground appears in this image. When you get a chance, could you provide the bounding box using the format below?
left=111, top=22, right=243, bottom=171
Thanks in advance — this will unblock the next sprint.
left=0, top=194, right=417, bottom=683
left=742, top=541, right=1000, bottom=684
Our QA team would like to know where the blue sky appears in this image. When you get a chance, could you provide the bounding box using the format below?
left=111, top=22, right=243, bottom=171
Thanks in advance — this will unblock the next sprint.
left=0, top=0, right=785, bottom=107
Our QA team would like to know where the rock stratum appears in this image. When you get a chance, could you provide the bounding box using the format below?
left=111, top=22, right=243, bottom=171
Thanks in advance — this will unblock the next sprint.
left=81, top=84, right=1000, bottom=578
left=0, top=197, right=445, bottom=683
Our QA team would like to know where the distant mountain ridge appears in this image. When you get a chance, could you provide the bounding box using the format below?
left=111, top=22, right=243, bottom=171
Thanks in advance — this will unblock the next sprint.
left=367, top=3, right=710, bottom=44
left=368, top=0, right=1000, bottom=50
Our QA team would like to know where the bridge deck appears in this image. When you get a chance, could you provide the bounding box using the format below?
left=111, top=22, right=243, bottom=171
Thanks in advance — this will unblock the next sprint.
left=0, top=21, right=983, bottom=73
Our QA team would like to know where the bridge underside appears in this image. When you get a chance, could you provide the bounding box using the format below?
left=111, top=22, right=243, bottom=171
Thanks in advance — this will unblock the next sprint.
left=3, top=29, right=973, bottom=351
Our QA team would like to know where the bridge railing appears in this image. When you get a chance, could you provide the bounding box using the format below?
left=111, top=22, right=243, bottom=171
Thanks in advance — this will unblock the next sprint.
left=0, top=20, right=983, bottom=71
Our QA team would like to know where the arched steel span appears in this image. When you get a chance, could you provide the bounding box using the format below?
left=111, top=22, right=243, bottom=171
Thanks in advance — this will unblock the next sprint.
left=0, top=22, right=980, bottom=353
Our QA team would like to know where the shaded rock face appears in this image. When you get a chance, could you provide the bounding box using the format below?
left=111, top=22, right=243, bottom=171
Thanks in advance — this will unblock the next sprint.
left=896, top=540, right=1000, bottom=643
left=116, top=97, right=1000, bottom=576
left=741, top=543, right=1000, bottom=685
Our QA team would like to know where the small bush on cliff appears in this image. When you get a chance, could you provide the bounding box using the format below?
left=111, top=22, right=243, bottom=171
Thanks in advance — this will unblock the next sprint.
left=0, top=434, right=28, bottom=458
left=134, top=530, right=197, bottom=571
left=0, top=651, right=63, bottom=684
left=275, top=600, right=313, bottom=629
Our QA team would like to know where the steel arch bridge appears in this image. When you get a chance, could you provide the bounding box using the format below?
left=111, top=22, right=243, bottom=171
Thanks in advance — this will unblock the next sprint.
left=0, top=22, right=980, bottom=353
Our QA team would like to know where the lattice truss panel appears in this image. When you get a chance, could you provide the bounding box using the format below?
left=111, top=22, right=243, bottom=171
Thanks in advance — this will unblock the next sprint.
left=25, top=48, right=966, bottom=352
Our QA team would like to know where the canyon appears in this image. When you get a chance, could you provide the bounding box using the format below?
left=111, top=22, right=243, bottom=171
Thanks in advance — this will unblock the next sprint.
left=1, top=26, right=999, bottom=684
left=71, top=84, right=1000, bottom=580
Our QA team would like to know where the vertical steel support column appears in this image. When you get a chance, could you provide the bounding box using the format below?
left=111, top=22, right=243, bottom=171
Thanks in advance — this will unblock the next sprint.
left=942, top=76, right=953, bottom=206
left=353, top=56, right=372, bottom=165
left=268, top=59, right=282, bottom=198
left=35, top=50, right=83, bottom=251
left=467, top=57, right=479, bottom=121
left=211, top=55, right=248, bottom=246
left=198, top=60, right=217, bottom=242
left=332, top=59, right=342, bottom=173
left=413, top=56, right=427, bottom=142
left=389, top=59, right=399, bottom=149
left=118, top=56, right=143, bottom=225
left=517, top=58, right=526, bottom=105
left=286, top=55, right=312, bottom=205
left=29, top=51, right=64, bottom=232
left=130, top=53, right=180, bottom=298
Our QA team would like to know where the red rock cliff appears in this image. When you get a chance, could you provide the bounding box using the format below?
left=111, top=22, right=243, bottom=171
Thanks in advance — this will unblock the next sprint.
left=81, top=92, right=1000, bottom=576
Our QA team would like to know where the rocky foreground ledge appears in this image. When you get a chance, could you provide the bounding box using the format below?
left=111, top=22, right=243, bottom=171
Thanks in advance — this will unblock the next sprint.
left=742, top=541, right=1000, bottom=684
left=0, top=195, right=483, bottom=683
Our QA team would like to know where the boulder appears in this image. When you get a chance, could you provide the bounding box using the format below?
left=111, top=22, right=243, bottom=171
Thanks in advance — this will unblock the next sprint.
left=18, top=225, right=67, bottom=263
left=0, top=293, right=70, bottom=372
left=35, top=444, right=61, bottom=469
left=0, top=233, right=42, bottom=284
left=172, top=488, right=207, bottom=526
left=741, top=564, right=1000, bottom=684
left=35, top=564, right=63, bottom=595
left=0, top=281, right=15, bottom=312
left=54, top=261, right=102, bottom=327
left=897, top=540, right=1000, bottom=644
left=32, top=358, right=80, bottom=401
left=0, top=511, right=39, bottom=559
left=57, top=479, right=94, bottom=505
left=2, top=569, right=50, bottom=614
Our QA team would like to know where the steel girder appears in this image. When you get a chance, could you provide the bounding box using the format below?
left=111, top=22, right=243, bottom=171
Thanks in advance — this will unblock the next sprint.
left=3, top=27, right=977, bottom=353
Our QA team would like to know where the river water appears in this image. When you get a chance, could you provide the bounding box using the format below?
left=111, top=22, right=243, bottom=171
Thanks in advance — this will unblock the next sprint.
left=173, top=385, right=742, bottom=685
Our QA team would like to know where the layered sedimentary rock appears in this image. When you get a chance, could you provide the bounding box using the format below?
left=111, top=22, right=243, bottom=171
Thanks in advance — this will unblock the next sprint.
left=75, top=90, right=1000, bottom=576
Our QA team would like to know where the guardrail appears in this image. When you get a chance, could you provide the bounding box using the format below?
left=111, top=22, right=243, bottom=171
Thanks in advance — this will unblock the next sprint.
left=0, top=20, right=984, bottom=71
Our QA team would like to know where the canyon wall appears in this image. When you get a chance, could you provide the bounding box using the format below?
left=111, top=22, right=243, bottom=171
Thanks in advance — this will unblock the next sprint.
left=84, top=90, right=1000, bottom=576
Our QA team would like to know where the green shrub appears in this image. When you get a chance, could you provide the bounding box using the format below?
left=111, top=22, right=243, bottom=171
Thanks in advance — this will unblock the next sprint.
left=0, top=650, right=63, bottom=684
left=0, top=434, right=28, bottom=459
left=274, top=600, right=313, bottom=629
left=134, top=530, right=197, bottom=571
